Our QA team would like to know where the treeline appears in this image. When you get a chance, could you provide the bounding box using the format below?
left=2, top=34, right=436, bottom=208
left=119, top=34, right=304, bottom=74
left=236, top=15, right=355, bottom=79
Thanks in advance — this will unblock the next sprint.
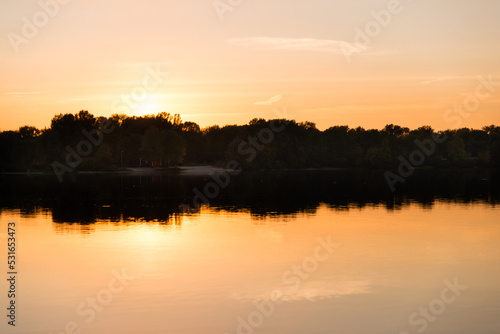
left=1, top=110, right=499, bottom=172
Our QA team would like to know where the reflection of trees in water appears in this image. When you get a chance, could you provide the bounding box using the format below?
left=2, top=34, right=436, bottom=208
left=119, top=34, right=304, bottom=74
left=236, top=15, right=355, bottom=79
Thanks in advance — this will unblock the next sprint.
left=50, top=201, right=184, bottom=225
left=203, top=169, right=498, bottom=215
left=53, top=222, right=96, bottom=235
left=51, top=213, right=184, bottom=235
left=0, top=169, right=498, bottom=233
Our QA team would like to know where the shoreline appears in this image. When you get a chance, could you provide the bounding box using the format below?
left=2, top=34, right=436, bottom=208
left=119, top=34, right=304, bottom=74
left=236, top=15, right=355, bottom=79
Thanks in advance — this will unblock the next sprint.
left=2, top=166, right=499, bottom=177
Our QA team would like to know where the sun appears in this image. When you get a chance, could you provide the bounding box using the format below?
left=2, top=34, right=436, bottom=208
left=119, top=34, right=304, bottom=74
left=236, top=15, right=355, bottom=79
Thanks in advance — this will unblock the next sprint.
left=133, top=93, right=169, bottom=116
left=135, top=103, right=159, bottom=116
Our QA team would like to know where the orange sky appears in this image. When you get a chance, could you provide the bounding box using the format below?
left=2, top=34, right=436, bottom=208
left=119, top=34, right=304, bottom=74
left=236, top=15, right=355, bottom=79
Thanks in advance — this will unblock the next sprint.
left=1, top=0, right=499, bottom=131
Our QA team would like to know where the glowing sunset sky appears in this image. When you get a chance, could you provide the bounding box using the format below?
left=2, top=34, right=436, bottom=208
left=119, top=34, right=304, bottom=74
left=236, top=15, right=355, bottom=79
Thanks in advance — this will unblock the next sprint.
left=1, top=0, right=499, bottom=131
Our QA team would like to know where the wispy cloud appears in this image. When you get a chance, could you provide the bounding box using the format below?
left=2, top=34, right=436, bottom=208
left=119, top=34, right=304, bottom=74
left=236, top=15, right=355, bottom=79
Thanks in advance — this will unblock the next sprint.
left=5, top=91, right=43, bottom=96
left=421, top=76, right=456, bottom=84
left=227, top=37, right=369, bottom=54
left=254, top=95, right=282, bottom=105
left=57, top=97, right=102, bottom=103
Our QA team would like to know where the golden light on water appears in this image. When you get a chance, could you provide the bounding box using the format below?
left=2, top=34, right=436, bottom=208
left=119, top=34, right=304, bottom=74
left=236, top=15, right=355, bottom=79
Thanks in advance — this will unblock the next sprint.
left=1, top=202, right=499, bottom=333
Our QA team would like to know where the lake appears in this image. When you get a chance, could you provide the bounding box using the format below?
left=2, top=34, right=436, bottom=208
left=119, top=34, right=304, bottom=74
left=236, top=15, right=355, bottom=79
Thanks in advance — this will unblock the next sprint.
left=0, top=169, right=499, bottom=334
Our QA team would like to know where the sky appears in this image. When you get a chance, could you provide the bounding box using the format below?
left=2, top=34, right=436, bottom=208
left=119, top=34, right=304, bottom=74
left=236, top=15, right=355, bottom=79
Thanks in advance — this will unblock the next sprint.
left=1, top=0, right=499, bottom=131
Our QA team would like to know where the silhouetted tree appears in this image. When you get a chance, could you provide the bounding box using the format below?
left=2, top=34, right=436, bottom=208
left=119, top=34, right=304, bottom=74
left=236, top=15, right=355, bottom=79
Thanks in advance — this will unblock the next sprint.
left=0, top=111, right=498, bottom=172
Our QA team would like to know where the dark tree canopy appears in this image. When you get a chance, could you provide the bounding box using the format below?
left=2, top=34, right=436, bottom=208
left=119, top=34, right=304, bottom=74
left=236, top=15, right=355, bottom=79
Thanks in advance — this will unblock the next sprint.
left=0, top=110, right=499, bottom=172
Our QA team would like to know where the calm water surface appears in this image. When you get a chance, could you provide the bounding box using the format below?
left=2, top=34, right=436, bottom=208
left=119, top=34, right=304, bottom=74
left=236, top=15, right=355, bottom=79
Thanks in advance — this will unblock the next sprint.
left=0, top=171, right=499, bottom=334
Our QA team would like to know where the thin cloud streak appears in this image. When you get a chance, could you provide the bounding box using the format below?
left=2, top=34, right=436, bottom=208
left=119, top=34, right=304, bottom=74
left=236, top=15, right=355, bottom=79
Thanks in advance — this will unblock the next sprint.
left=254, top=95, right=283, bottom=105
left=227, top=37, right=369, bottom=53
left=421, top=76, right=457, bottom=84
left=5, top=92, right=43, bottom=95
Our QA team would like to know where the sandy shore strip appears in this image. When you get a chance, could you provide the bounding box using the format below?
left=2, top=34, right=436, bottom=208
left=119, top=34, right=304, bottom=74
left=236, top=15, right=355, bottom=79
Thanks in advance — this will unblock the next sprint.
left=125, top=166, right=234, bottom=175
left=177, top=166, right=237, bottom=175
